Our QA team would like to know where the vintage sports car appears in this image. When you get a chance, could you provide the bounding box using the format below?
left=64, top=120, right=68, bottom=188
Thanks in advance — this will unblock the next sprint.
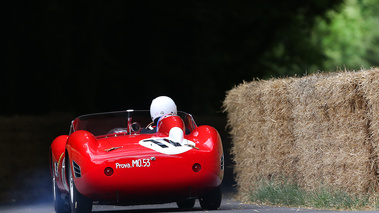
left=50, top=110, right=224, bottom=213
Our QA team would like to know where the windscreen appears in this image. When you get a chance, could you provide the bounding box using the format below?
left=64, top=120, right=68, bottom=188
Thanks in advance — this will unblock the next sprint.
left=70, top=110, right=197, bottom=136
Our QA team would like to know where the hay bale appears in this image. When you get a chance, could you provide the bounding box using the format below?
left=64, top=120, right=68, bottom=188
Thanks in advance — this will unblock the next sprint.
left=224, top=81, right=267, bottom=200
left=361, top=68, right=379, bottom=190
left=289, top=71, right=374, bottom=193
left=260, top=78, right=297, bottom=178
left=287, top=74, right=326, bottom=190
left=224, top=78, right=296, bottom=200
left=224, top=68, right=379, bottom=201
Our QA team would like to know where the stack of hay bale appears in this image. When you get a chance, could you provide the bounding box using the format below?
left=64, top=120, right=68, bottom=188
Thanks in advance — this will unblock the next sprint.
left=224, top=68, right=379, bottom=201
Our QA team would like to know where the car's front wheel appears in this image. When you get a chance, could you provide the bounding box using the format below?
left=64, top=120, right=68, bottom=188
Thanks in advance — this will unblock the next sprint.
left=199, top=186, right=222, bottom=210
left=68, top=158, right=92, bottom=213
left=52, top=156, right=69, bottom=213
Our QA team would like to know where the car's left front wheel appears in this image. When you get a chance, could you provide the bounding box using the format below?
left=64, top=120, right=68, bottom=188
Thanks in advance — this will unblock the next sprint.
left=52, top=155, right=69, bottom=213
left=68, top=157, right=92, bottom=213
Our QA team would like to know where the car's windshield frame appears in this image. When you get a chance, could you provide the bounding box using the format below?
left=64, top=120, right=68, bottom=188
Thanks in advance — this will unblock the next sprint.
left=69, top=110, right=197, bottom=137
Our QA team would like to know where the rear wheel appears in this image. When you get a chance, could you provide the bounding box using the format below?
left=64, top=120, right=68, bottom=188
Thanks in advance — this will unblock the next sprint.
left=176, top=198, right=195, bottom=210
left=68, top=158, right=92, bottom=213
left=199, top=186, right=222, bottom=210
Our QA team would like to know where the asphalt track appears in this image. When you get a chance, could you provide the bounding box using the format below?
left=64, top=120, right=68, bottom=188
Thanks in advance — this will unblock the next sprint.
left=0, top=184, right=376, bottom=213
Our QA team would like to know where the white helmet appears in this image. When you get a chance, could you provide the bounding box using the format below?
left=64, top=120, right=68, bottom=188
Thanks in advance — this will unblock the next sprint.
left=150, top=96, right=177, bottom=121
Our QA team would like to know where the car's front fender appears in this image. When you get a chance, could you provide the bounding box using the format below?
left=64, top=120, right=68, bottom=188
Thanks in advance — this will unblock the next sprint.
left=65, top=130, right=98, bottom=191
left=50, top=135, right=69, bottom=192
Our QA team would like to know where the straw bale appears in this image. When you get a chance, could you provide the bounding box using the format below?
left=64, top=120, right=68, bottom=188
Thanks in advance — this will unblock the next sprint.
left=224, top=81, right=267, bottom=200
left=289, top=71, right=374, bottom=193
left=260, top=78, right=297, bottom=178
left=224, top=68, right=379, bottom=201
left=224, top=78, right=296, bottom=200
left=361, top=68, right=379, bottom=190
left=287, top=74, right=325, bottom=188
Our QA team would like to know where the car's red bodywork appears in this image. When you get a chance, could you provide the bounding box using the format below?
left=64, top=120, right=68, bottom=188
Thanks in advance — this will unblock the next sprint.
left=50, top=110, right=223, bottom=212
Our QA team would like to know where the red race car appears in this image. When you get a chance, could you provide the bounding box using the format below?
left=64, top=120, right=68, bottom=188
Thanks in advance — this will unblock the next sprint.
left=50, top=110, right=224, bottom=213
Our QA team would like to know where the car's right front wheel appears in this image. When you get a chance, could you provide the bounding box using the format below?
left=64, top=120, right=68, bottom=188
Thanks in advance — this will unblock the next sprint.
left=199, top=186, right=222, bottom=210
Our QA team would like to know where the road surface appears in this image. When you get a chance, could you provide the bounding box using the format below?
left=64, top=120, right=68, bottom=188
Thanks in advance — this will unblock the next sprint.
left=0, top=185, right=376, bottom=213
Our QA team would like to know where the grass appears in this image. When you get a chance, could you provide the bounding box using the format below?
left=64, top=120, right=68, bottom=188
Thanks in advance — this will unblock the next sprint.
left=250, top=177, right=376, bottom=210
left=251, top=178, right=306, bottom=206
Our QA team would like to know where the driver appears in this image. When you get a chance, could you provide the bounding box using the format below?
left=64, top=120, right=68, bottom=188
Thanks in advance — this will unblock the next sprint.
left=145, top=96, right=177, bottom=132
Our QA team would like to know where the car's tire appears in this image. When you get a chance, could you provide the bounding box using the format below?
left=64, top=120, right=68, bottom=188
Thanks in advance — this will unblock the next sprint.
left=68, top=158, right=92, bottom=213
left=52, top=158, right=69, bottom=213
left=176, top=198, right=195, bottom=210
left=199, top=186, right=222, bottom=210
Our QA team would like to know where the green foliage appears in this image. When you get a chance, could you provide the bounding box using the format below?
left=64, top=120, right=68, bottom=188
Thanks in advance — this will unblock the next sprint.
left=251, top=178, right=372, bottom=210
left=311, top=0, right=379, bottom=72
left=308, top=187, right=370, bottom=210
left=251, top=178, right=306, bottom=206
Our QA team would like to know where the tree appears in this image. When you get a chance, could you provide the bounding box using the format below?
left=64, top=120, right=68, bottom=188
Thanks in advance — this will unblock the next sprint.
left=311, top=0, right=379, bottom=71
